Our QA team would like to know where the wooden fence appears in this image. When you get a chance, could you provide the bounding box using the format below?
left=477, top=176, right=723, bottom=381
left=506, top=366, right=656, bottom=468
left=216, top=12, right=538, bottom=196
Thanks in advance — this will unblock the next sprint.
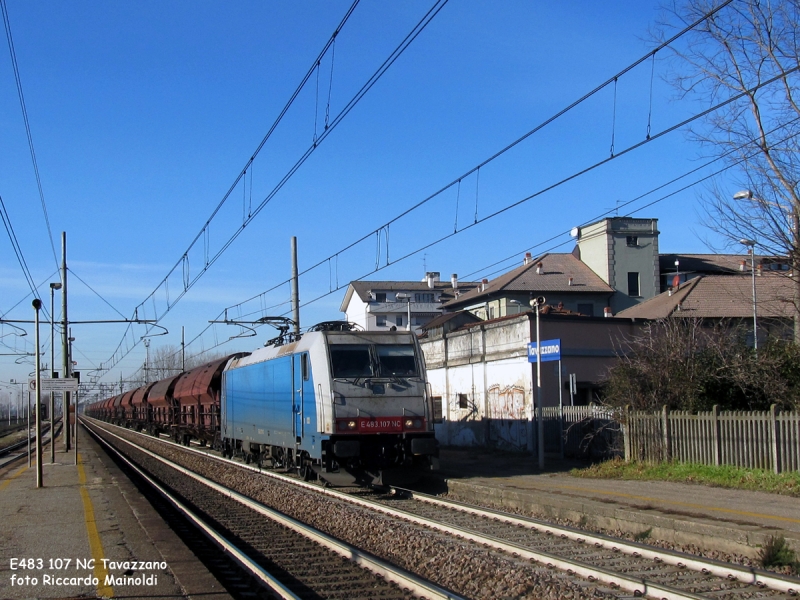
left=623, top=405, right=800, bottom=474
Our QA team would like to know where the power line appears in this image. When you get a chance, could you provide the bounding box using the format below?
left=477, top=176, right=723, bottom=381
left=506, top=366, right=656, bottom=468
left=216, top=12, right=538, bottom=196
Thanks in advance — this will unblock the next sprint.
left=96, top=0, right=449, bottom=378
left=0, top=0, right=60, bottom=270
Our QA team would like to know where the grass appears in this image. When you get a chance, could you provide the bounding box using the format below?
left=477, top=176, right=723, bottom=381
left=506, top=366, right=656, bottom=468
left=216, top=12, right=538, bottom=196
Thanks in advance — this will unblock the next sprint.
left=758, top=535, right=798, bottom=572
left=570, top=459, right=800, bottom=497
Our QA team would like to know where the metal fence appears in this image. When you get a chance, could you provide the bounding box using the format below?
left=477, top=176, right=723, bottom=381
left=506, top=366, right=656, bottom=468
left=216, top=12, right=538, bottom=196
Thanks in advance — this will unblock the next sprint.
left=541, top=405, right=623, bottom=460
left=622, top=405, right=800, bottom=474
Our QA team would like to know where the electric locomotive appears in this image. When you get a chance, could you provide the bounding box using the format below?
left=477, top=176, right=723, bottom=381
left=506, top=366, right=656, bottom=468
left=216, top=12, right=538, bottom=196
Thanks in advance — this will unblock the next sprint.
left=222, top=322, right=439, bottom=485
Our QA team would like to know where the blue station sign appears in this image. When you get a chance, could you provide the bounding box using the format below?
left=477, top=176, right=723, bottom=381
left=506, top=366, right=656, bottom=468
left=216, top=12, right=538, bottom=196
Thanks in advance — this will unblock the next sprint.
left=527, top=339, right=561, bottom=363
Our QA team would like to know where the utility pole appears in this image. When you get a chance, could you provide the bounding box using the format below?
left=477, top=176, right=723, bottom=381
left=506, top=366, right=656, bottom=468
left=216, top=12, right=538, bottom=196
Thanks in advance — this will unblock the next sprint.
left=49, top=281, right=61, bottom=463
left=61, top=232, right=70, bottom=451
left=291, top=236, right=300, bottom=336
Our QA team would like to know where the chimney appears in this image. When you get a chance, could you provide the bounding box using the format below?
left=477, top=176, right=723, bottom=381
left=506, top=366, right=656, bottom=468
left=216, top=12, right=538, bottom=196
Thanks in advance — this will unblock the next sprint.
left=603, top=306, right=612, bottom=318
left=451, top=273, right=458, bottom=290
left=536, top=261, right=543, bottom=275
left=740, top=260, right=746, bottom=272
left=524, top=252, right=532, bottom=265
left=427, top=273, right=435, bottom=288
left=568, top=277, right=573, bottom=286
left=481, top=278, right=488, bottom=292
left=757, top=264, right=762, bottom=276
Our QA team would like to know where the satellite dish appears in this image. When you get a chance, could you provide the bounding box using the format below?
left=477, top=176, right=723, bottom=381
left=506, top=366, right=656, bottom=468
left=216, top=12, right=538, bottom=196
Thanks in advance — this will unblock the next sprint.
left=570, top=227, right=580, bottom=238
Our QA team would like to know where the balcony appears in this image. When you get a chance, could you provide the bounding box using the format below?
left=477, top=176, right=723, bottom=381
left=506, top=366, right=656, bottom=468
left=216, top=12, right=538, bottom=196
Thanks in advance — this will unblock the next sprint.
left=367, top=301, right=441, bottom=313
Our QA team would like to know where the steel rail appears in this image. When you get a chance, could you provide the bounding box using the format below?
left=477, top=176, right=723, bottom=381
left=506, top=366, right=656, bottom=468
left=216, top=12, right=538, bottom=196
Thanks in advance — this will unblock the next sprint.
left=86, top=419, right=463, bottom=600
left=86, top=419, right=800, bottom=598
left=84, top=423, right=301, bottom=600
left=401, top=489, right=800, bottom=596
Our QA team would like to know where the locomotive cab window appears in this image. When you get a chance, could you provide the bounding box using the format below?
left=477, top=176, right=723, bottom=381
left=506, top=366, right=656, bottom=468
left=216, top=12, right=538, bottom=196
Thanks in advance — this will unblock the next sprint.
left=330, top=345, right=374, bottom=378
left=301, top=353, right=309, bottom=380
left=376, top=344, right=417, bottom=376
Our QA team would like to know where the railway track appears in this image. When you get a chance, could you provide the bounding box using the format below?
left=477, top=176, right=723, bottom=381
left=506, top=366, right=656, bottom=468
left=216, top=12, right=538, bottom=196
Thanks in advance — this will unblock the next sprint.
left=85, top=420, right=460, bottom=600
left=84, top=418, right=800, bottom=599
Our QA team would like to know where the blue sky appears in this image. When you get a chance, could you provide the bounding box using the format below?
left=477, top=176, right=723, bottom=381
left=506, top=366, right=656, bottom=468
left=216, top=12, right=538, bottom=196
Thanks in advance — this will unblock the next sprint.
left=0, top=1, right=737, bottom=401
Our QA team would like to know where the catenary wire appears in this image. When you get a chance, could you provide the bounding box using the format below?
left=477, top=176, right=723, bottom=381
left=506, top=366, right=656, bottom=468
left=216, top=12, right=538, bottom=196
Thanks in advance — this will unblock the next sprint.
left=97, top=0, right=449, bottom=378
left=0, top=0, right=60, bottom=270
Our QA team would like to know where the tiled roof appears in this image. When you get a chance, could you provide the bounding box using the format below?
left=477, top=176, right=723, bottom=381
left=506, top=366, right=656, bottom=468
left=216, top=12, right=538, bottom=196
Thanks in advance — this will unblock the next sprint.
left=659, top=253, right=790, bottom=275
left=442, top=253, right=613, bottom=308
left=616, top=274, right=796, bottom=319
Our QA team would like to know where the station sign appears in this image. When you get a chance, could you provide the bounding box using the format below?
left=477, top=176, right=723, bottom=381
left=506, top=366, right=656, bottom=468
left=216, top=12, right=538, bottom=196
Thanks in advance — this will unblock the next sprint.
left=527, top=339, right=561, bottom=363
left=28, top=377, right=79, bottom=392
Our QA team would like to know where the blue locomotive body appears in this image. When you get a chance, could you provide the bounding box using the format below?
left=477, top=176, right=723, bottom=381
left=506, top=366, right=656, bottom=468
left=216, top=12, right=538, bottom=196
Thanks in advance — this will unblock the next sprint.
left=220, top=327, right=438, bottom=485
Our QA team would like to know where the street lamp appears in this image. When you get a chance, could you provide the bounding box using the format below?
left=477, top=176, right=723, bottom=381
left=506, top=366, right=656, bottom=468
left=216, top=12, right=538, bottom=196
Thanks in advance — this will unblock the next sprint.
left=508, top=299, right=523, bottom=315
left=395, top=293, right=412, bottom=332
left=740, top=238, right=758, bottom=355
left=529, top=295, right=546, bottom=470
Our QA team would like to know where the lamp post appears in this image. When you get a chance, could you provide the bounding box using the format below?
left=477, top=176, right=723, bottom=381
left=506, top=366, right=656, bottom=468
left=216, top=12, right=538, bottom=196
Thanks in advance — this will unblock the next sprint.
left=395, top=293, right=412, bottom=331
left=49, top=282, right=61, bottom=462
left=32, top=299, right=43, bottom=487
left=740, top=238, right=758, bottom=356
left=529, top=295, right=546, bottom=470
left=143, top=338, right=150, bottom=384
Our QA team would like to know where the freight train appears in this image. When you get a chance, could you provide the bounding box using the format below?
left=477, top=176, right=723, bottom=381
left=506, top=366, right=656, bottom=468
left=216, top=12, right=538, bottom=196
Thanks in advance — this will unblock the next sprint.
left=86, top=322, right=439, bottom=485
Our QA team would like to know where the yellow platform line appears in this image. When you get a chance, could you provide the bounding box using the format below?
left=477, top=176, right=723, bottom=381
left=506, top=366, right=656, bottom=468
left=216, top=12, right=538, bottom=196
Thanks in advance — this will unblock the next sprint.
left=551, top=482, right=800, bottom=525
left=0, top=463, right=28, bottom=491
left=77, top=453, right=115, bottom=598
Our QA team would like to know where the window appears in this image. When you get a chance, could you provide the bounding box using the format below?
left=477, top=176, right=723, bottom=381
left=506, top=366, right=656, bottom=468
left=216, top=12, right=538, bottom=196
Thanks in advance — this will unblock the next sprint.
left=376, top=344, right=418, bottom=376
left=458, top=393, right=469, bottom=409
left=626, top=235, right=639, bottom=247
left=301, top=353, right=309, bottom=380
left=627, top=272, right=640, bottom=297
left=431, top=396, right=443, bottom=423
left=376, top=315, right=386, bottom=327
left=329, top=345, right=374, bottom=378
left=374, top=292, right=386, bottom=302
left=415, top=292, right=434, bottom=303
left=577, top=303, right=594, bottom=316
left=395, top=315, right=403, bottom=326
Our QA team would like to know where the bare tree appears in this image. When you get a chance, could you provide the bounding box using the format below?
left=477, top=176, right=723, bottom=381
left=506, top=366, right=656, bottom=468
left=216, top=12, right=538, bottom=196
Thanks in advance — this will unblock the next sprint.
left=603, top=318, right=800, bottom=411
left=656, top=0, right=800, bottom=341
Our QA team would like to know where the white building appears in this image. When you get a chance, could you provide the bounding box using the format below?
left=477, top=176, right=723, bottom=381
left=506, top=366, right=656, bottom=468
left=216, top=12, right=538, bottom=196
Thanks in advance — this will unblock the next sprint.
left=339, top=272, right=479, bottom=332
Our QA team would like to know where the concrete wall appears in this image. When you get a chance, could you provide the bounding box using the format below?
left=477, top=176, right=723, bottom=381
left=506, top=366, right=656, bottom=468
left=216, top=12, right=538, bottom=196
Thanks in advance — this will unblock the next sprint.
left=421, top=313, right=643, bottom=449
left=576, top=218, right=660, bottom=314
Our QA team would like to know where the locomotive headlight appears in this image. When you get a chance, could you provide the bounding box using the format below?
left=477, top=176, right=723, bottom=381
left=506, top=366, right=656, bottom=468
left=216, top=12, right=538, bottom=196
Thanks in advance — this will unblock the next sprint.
left=347, top=420, right=357, bottom=429
left=404, top=418, right=414, bottom=428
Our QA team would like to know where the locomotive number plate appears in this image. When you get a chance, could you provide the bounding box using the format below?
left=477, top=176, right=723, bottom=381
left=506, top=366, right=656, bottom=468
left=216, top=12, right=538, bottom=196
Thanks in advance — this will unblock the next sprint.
left=358, top=417, right=402, bottom=432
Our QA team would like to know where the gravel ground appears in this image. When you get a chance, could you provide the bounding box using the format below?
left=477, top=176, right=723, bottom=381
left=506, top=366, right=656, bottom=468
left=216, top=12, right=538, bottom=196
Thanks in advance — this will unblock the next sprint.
left=92, top=424, right=623, bottom=599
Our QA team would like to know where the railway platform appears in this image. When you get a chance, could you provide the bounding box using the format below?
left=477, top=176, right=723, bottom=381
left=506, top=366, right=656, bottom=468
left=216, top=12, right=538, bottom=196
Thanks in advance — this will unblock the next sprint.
left=0, top=424, right=231, bottom=599
left=423, top=448, right=800, bottom=558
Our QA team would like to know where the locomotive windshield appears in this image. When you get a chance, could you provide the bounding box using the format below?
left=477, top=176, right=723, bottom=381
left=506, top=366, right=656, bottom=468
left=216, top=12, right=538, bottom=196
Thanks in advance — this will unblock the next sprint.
left=329, top=343, right=419, bottom=379
left=376, top=344, right=417, bottom=376
left=330, top=345, right=374, bottom=378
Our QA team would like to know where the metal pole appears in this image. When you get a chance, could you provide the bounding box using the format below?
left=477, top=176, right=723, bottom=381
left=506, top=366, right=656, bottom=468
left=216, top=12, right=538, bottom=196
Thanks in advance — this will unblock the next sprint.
left=407, top=299, right=411, bottom=331
left=69, top=329, right=77, bottom=465
left=61, top=232, right=70, bottom=451
left=181, top=326, right=185, bottom=372
left=33, top=299, right=43, bottom=487
left=558, top=357, right=564, bottom=459
left=27, top=385, right=31, bottom=468
left=49, top=283, right=59, bottom=463
left=291, top=236, right=300, bottom=336
left=751, top=247, right=758, bottom=356
left=535, top=304, right=544, bottom=470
